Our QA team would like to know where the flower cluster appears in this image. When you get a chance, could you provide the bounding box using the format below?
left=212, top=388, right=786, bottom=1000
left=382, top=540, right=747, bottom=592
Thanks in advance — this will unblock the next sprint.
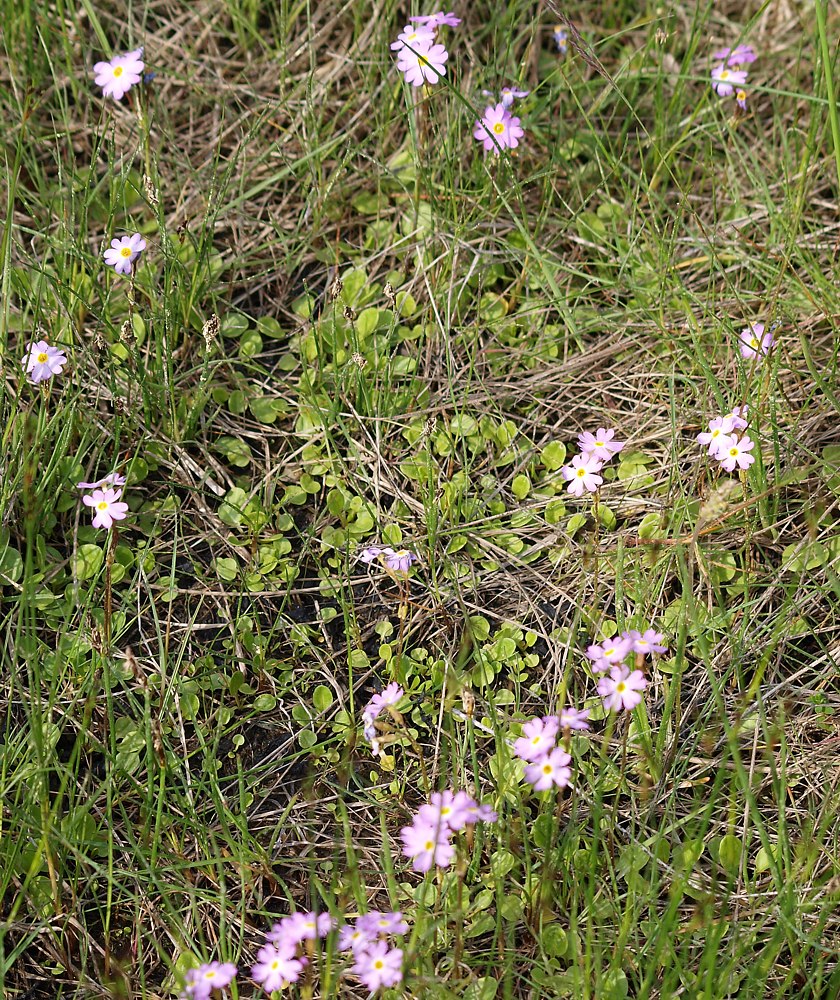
left=103, top=232, right=147, bottom=275
left=358, top=544, right=418, bottom=574
left=253, top=911, right=334, bottom=992
left=78, top=471, right=129, bottom=530
left=361, top=682, right=404, bottom=755
left=586, top=627, right=667, bottom=711
left=400, top=789, right=497, bottom=872
left=710, top=44, right=756, bottom=112
left=22, top=341, right=68, bottom=384
left=560, top=427, right=625, bottom=497
left=93, top=48, right=145, bottom=101
left=554, top=26, right=568, bottom=55
left=391, top=11, right=459, bottom=87
left=512, top=709, right=588, bottom=791
left=340, top=911, right=408, bottom=992
left=697, top=405, right=755, bottom=473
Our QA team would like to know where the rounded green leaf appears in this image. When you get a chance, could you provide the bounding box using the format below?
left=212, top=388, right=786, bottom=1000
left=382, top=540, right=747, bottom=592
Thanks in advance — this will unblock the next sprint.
left=73, top=544, right=104, bottom=582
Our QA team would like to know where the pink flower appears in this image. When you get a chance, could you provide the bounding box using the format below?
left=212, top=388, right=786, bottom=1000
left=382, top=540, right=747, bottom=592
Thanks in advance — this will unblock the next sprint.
left=357, top=911, right=409, bottom=937
left=597, top=665, right=647, bottom=712
left=558, top=706, right=590, bottom=731
left=352, top=941, right=404, bottom=992
left=712, top=44, right=757, bottom=66
left=585, top=635, right=632, bottom=674
left=738, top=322, right=773, bottom=359
left=77, top=471, right=127, bottom=490
left=418, top=789, right=476, bottom=832
left=383, top=548, right=418, bottom=572
left=269, top=911, right=333, bottom=948
left=390, top=24, right=436, bottom=52
left=728, top=405, right=749, bottom=431
left=711, top=64, right=748, bottom=97
left=183, top=962, right=237, bottom=1000
left=462, top=800, right=498, bottom=824
left=718, top=434, right=756, bottom=472
left=697, top=415, right=735, bottom=458
left=82, top=488, right=129, bottom=530
left=22, top=341, right=68, bottom=383
left=512, top=716, right=560, bottom=762
left=338, top=923, right=378, bottom=954
left=409, top=11, right=461, bottom=28
left=93, top=48, right=144, bottom=100
left=523, top=747, right=572, bottom=791
left=250, top=944, right=306, bottom=992
left=103, top=233, right=146, bottom=275
left=400, top=819, right=455, bottom=872
left=396, top=40, right=448, bottom=86
left=561, top=454, right=603, bottom=497
left=499, top=85, right=529, bottom=108
left=735, top=89, right=748, bottom=111
left=577, top=427, right=625, bottom=463
left=473, top=103, right=524, bottom=154
left=553, top=27, right=568, bottom=54
left=626, top=628, right=667, bottom=655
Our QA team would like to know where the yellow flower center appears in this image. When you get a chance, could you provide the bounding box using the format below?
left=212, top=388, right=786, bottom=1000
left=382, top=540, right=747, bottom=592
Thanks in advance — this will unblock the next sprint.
left=374, top=960, right=385, bottom=971
left=37, top=352, right=48, bottom=363
left=120, top=246, right=133, bottom=257
left=492, top=121, right=505, bottom=135
left=719, top=69, right=730, bottom=80
left=424, top=839, right=434, bottom=850
left=542, top=763, right=552, bottom=774
left=737, top=89, right=746, bottom=100
left=113, top=66, right=124, bottom=77
left=616, top=682, right=626, bottom=693
left=750, top=337, right=759, bottom=348
left=595, top=440, right=604, bottom=447
left=576, top=468, right=586, bottom=478
left=729, top=447, right=738, bottom=456
left=97, top=501, right=109, bottom=511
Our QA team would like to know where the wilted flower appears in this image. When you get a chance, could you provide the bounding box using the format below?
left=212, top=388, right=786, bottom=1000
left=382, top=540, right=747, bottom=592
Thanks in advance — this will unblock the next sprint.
left=396, top=40, right=449, bottom=86
left=498, top=85, right=529, bottom=107
left=22, top=341, right=68, bottom=384
left=383, top=548, right=418, bottom=573
left=561, top=454, right=603, bottom=497
left=182, top=962, right=237, bottom=1000
left=473, top=103, right=524, bottom=154
left=103, top=233, right=146, bottom=275
left=711, top=64, right=748, bottom=97
left=93, top=47, right=144, bottom=101
left=82, top=488, right=129, bottom=529
left=597, top=665, right=647, bottom=712
left=738, top=322, right=773, bottom=359
left=735, top=89, right=748, bottom=111
left=361, top=682, right=404, bottom=752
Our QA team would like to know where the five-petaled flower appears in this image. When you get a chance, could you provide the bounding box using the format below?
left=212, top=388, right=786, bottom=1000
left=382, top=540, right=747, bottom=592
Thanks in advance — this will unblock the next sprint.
left=183, top=961, right=237, bottom=1000
left=561, top=454, right=603, bottom=497
left=738, top=322, right=774, bottom=359
left=390, top=23, right=436, bottom=52
left=712, top=44, right=757, bottom=67
left=82, top=488, right=129, bottom=530
left=597, top=665, right=647, bottom=712
left=22, top=341, right=68, bottom=384
left=697, top=415, right=735, bottom=458
left=473, top=103, right=525, bottom=154
left=93, top=48, right=145, bottom=101
left=719, top=434, right=756, bottom=472
left=396, top=40, right=449, bottom=86
left=103, top=233, right=147, bottom=275
left=523, top=747, right=572, bottom=791
left=711, top=64, right=748, bottom=97
left=409, top=11, right=461, bottom=28
left=578, top=427, right=625, bottom=462
left=351, top=941, right=404, bottom=992
left=250, top=944, right=307, bottom=993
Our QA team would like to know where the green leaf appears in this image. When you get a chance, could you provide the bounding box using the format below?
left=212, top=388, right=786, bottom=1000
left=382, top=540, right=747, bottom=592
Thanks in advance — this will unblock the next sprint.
left=0, top=542, right=23, bottom=585
left=355, top=307, right=380, bottom=338
left=221, top=313, right=250, bottom=338
left=215, top=436, right=252, bottom=468
left=73, top=544, right=104, bottom=581
left=451, top=414, right=478, bottom=436
left=249, top=396, right=284, bottom=424
left=214, top=557, right=238, bottom=582
left=718, top=834, right=742, bottom=872
left=238, top=329, right=263, bottom=358
left=219, top=487, right=248, bottom=527
left=313, top=685, right=334, bottom=712
left=540, top=441, right=567, bottom=471
left=511, top=474, right=530, bottom=500
left=253, top=694, right=277, bottom=712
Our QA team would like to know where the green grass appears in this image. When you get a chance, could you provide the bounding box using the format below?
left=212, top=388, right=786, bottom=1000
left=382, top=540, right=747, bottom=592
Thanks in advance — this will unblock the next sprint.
left=2, top=1, right=840, bottom=997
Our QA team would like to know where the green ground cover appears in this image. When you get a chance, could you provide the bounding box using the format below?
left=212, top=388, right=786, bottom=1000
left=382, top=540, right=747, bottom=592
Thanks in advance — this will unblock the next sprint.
left=2, top=0, right=840, bottom=997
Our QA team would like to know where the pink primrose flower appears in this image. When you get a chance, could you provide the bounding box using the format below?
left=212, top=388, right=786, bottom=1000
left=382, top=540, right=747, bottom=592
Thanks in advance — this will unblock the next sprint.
left=736, top=89, right=748, bottom=111
left=577, top=427, right=625, bottom=463
left=473, top=103, right=525, bottom=154
left=409, top=11, right=461, bottom=28
left=697, top=415, right=735, bottom=458
left=523, top=747, right=572, bottom=791
left=338, top=923, right=378, bottom=954
left=418, top=789, right=476, bottom=832
left=352, top=941, right=404, bottom=992
left=357, top=911, right=409, bottom=937
left=718, top=434, right=756, bottom=472
left=400, top=819, right=455, bottom=872
left=711, top=64, right=748, bottom=97
left=383, top=548, right=418, bottom=572
left=585, top=635, right=632, bottom=673
left=93, top=48, right=144, bottom=100
left=597, top=665, right=647, bottom=712
left=82, top=488, right=129, bottom=530
left=77, top=471, right=127, bottom=490
left=390, top=24, right=436, bottom=52
left=512, top=716, right=560, bottom=762
left=738, top=322, right=774, bottom=359
left=103, top=233, right=146, bottom=275
left=558, top=706, right=590, bottom=731
left=561, top=453, right=603, bottom=497
left=625, top=628, right=667, bottom=655
left=712, top=44, right=757, bottom=66
left=22, top=341, right=68, bottom=384
left=728, top=405, right=749, bottom=431
left=250, top=944, right=306, bottom=992
left=397, top=40, right=448, bottom=86
left=183, top=961, right=237, bottom=1000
